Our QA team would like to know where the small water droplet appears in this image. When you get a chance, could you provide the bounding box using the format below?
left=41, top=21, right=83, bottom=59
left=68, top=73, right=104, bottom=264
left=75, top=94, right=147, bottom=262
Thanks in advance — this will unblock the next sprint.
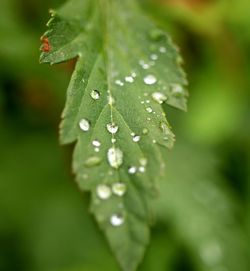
left=139, top=158, right=147, bottom=166
left=110, top=214, right=124, bottom=226
left=108, top=95, right=115, bottom=105
left=143, top=63, right=150, bottom=69
left=171, top=83, right=184, bottom=95
left=152, top=92, right=167, bottom=104
left=84, top=156, right=101, bottom=167
left=79, top=119, right=90, bottom=132
left=132, top=135, right=141, bottom=142
left=149, top=29, right=164, bottom=41
left=139, top=166, right=146, bottom=173
left=144, top=75, right=157, bottom=85
left=107, top=147, right=123, bottom=168
left=125, top=76, right=134, bottom=83
left=128, top=166, right=137, bottom=174
left=112, top=183, right=127, bottom=196
left=150, top=54, right=158, bottom=60
left=131, top=72, right=137, bottom=78
left=92, top=140, right=101, bottom=147
left=90, top=90, right=100, bottom=100
left=96, top=184, right=111, bottom=200
left=146, top=107, right=153, bottom=113
left=159, top=46, right=167, bottom=53
left=94, top=147, right=100, bottom=152
left=146, top=100, right=150, bottom=104
left=142, top=128, right=148, bottom=134
left=152, top=139, right=156, bottom=143
left=115, top=80, right=124, bottom=86
left=107, top=123, right=119, bottom=134
left=111, top=138, right=116, bottom=143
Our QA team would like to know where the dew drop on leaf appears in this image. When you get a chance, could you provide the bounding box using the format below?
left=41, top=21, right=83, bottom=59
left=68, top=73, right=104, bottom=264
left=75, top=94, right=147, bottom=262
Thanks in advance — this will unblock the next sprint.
left=152, top=92, right=167, bottom=104
left=139, top=158, right=148, bottom=166
left=79, top=118, right=90, bottom=131
left=125, top=76, right=134, bottom=83
left=110, top=214, right=125, bottom=227
left=139, top=166, right=146, bottom=173
left=112, top=183, right=127, bottom=197
left=92, top=140, right=101, bottom=147
left=96, top=184, right=112, bottom=200
left=90, top=90, right=100, bottom=100
left=107, top=147, right=123, bottom=168
left=171, top=83, right=184, bottom=95
left=146, top=106, right=153, bottom=113
left=128, top=166, right=137, bottom=174
left=84, top=156, right=102, bottom=167
left=142, top=128, right=149, bottom=135
left=144, top=74, right=157, bottom=85
left=106, top=123, right=119, bottom=134
left=150, top=54, right=158, bottom=60
left=159, top=46, right=167, bottom=53
left=132, top=135, right=141, bottom=142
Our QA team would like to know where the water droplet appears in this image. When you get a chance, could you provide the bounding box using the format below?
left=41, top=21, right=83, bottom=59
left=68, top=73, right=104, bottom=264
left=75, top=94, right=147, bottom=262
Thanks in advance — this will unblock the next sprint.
left=115, top=80, right=124, bottom=86
left=150, top=54, right=158, bottom=60
left=144, top=75, right=157, bottom=85
left=146, top=107, right=153, bottom=113
left=131, top=132, right=135, bottom=137
left=96, top=184, right=111, bottom=200
left=79, top=119, right=90, bottom=132
left=139, top=166, right=146, bottom=173
left=110, top=214, right=124, bottom=226
left=107, top=147, right=123, bottom=168
left=112, top=183, right=127, bottom=196
left=171, top=83, right=184, bottom=95
left=128, top=166, right=137, bottom=174
left=152, top=92, right=167, bottom=104
left=94, top=148, right=100, bottom=152
left=90, top=90, right=100, bottom=100
left=200, top=241, right=222, bottom=266
left=142, top=63, right=150, bottom=69
left=131, top=72, right=137, bottom=78
left=84, top=156, right=101, bottom=167
left=132, top=135, right=141, bottom=142
left=139, top=158, right=147, bottom=166
left=108, top=95, right=115, bottom=105
left=146, top=100, right=150, bottom=104
left=125, top=76, right=134, bottom=83
left=149, top=29, right=164, bottom=41
left=160, top=122, right=172, bottom=140
left=159, top=46, right=167, bottom=53
left=152, top=139, right=156, bottom=143
left=92, top=140, right=101, bottom=147
left=107, top=123, right=119, bottom=134
left=142, top=128, right=148, bottom=134
left=111, top=138, right=116, bottom=143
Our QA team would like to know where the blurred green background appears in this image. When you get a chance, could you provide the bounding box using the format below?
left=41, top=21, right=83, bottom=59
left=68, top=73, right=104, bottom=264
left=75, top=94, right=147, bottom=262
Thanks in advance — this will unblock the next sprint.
left=0, top=0, right=249, bottom=270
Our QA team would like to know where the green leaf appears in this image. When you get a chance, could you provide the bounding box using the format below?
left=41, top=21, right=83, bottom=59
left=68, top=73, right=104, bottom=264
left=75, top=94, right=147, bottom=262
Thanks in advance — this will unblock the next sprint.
left=40, top=0, right=188, bottom=270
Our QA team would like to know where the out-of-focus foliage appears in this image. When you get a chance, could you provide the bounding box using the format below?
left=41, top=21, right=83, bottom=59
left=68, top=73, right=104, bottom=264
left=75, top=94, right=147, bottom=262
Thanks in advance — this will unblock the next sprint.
left=0, top=0, right=249, bottom=271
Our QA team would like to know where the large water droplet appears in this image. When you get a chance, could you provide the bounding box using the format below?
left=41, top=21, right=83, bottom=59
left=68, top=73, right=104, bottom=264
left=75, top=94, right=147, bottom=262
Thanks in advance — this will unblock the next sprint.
left=96, top=184, right=111, bottom=200
left=110, top=214, right=124, bottom=226
left=132, top=135, right=141, bottom=142
left=90, top=90, right=100, bottom=100
left=112, top=183, right=127, bottom=196
left=107, top=147, right=123, bottom=168
left=79, top=118, right=90, bottom=132
left=84, top=156, right=101, bottom=167
left=107, top=123, right=119, bottom=134
left=128, top=166, right=137, bottom=174
left=152, top=92, right=167, bottom=104
left=92, top=140, right=101, bottom=147
left=144, top=75, right=157, bottom=85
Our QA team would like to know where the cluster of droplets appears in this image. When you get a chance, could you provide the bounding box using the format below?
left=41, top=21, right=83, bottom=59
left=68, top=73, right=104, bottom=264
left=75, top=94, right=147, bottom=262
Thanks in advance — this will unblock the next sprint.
left=96, top=182, right=127, bottom=226
left=128, top=157, right=147, bottom=175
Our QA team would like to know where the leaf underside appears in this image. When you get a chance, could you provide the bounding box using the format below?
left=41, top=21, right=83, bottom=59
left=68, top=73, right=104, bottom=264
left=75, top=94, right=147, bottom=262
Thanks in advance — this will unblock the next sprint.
left=40, top=0, right=188, bottom=270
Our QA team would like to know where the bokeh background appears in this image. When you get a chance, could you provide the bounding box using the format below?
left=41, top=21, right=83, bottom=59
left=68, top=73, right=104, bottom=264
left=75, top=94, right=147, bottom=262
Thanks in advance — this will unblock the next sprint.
left=0, top=0, right=249, bottom=270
